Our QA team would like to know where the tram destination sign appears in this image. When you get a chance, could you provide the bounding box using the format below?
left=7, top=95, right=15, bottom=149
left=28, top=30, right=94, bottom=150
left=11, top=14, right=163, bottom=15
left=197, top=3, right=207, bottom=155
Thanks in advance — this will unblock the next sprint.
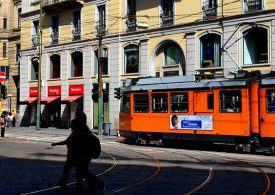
left=170, top=115, right=213, bottom=130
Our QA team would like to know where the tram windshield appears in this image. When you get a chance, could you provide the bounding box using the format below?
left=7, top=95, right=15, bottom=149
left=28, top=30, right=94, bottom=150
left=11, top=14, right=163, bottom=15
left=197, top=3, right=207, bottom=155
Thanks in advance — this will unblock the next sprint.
left=121, top=94, right=130, bottom=113
left=266, top=89, right=275, bottom=113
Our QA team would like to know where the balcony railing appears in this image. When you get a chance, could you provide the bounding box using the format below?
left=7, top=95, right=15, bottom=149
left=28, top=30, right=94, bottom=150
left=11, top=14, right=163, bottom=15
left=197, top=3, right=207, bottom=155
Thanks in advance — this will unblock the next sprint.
left=96, top=21, right=106, bottom=36
left=43, top=0, right=84, bottom=12
left=50, top=30, right=59, bottom=44
left=72, top=27, right=81, bottom=40
left=245, top=0, right=262, bottom=13
left=160, top=12, right=173, bottom=27
left=203, top=4, right=218, bottom=18
left=126, top=16, right=137, bottom=32
left=31, top=35, right=39, bottom=47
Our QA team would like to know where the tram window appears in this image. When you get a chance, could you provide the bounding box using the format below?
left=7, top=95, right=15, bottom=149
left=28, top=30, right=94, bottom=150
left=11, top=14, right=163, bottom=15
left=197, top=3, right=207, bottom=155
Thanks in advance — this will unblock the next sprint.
left=134, top=94, right=149, bottom=113
left=266, top=89, right=275, bottom=113
left=152, top=93, right=168, bottom=113
left=207, top=93, right=214, bottom=110
left=219, top=90, right=242, bottom=113
left=170, top=92, right=188, bottom=112
left=121, top=94, right=130, bottom=113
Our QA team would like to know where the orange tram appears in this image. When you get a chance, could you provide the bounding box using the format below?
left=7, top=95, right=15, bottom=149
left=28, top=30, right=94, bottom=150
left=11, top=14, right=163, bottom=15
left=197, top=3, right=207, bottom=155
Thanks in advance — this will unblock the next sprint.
left=118, top=72, right=275, bottom=153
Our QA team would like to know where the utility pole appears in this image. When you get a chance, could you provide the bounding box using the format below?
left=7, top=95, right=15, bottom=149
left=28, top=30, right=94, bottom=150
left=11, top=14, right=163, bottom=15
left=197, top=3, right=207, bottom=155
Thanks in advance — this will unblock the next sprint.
left=97, top=20, right=104, bottom=136
left=36, top=1, right=43, bottom=130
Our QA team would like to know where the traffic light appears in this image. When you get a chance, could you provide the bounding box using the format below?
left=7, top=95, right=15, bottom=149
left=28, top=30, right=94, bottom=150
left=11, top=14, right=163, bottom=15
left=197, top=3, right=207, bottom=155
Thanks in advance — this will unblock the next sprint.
left=92, top=83, right=98, bottom=100
left=114, top=87, right=121, bottom=99
left=1, top=84, right=7, bottom=100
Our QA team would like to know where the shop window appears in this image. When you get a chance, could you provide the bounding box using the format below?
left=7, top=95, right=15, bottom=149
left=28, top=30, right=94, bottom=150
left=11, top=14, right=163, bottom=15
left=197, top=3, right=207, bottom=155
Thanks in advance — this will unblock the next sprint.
left=125, top=44, right=139, bottom=74
left=94, top=48, right=108, bottom=76
left=152, top=93, right=168, bottom=113
left=164, top=45, right=180, bottom=66
left=134, top=94, right=149, bottom=113
left=50, top=54, right=60, bottom=79
left=243, top=27, right=268, bottom=65
left=170, top=92, right=188, bottom=112
left=219, top=90, right=242, bottom=112
left=31, top=58, right=38, bottom=80
left=121, top=94, right=130, bottom=113
left=71, top=51, right=83, bottom=77
left=266, top=89, right=275, bottom=113
left=200, top=34, right=221, bottom=68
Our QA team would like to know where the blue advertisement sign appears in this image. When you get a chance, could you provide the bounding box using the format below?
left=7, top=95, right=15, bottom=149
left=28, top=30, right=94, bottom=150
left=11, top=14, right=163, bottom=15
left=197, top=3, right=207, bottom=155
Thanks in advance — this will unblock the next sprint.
left=170, top=115, right=213, bottom=130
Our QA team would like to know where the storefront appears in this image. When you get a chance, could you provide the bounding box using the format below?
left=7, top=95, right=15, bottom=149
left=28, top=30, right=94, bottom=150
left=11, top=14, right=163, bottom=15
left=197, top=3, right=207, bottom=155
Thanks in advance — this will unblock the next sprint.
left=61, top=85, right=83, bottom=128
left=41, top=86, right=61, bottom=128
left=20, top=87, right=38, bottom=126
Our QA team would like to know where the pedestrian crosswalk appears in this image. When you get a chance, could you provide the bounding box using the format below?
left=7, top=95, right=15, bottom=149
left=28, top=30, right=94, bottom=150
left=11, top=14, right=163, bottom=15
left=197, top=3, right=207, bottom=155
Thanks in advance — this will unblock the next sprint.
left=5, top=133, right=67, bottom=143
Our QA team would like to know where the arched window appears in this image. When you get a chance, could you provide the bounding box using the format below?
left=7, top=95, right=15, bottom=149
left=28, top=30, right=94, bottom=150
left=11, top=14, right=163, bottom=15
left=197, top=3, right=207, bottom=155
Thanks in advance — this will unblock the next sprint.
left=71, top=51, right=83, bottom=77
left=200, top=34, right=221, bottom=68
left=243, top=27, right=268, bottom=65
left=50, top=54, right=60, bottom=79
left=124, top=44, right=139, bottom=74
left=31, top=58, right=39, bottom=80
left=94, top=48, right=108, bottom=76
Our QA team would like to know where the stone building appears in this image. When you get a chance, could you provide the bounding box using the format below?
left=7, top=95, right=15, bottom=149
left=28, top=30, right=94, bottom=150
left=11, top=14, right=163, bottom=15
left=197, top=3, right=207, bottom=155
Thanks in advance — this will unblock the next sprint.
left=19, top=0, right=275, bottom=130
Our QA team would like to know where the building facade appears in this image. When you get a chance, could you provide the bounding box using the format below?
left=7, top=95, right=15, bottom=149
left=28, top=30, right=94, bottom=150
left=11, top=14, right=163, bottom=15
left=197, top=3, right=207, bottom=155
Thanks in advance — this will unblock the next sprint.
left=19, top=0, right=275, bottom=129
left=0, top=0, right=21, bottom=114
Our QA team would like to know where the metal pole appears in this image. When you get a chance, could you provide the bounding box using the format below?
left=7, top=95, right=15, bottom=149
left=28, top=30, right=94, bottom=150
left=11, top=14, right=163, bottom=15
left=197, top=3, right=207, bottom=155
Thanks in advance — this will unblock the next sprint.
left=36, top=1, right=43, bottom=130
left=97, top=26, right=103, bottom=136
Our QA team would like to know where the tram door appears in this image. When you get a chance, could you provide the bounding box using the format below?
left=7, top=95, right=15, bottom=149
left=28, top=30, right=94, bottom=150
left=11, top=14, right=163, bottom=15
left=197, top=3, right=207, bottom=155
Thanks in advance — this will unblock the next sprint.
left=193, top=91, right=214, bottom=114
left=259, top=88, right=275, bottom=137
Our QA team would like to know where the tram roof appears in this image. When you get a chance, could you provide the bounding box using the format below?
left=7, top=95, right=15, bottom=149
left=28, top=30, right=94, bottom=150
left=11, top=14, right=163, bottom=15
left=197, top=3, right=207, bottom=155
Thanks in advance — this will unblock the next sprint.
left=123, top=75, right=248, bottom=92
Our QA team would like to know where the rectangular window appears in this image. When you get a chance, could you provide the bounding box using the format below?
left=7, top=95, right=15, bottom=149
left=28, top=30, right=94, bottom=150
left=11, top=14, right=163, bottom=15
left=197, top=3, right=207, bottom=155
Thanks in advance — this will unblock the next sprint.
left=3, top=18, right=7, bottom=29
left=134, top=94, right=149, bottom=113
left=72, top=11, right=81, bottom=40
left=16, top=44, right=20, bottom=63
left=18, top=8, right=22, bottom=28
left=219, top=90, right=242, bottom=112
left=266, top=89, right=275, bottom=113
left=3, top=43, right=7, bottom=58
left=121, top=94, right=130, bottom=113
left=170, top=92, right=188, bottom=112
left=152, top=93, right=168, bottom=113
left=51, top=16, right=59, bottom=44
left=97, top=5, right=106, bottom=35
left=165, top=46, right=179, bottom=66
left=207, top=93, right=214, bottom=109
left=126, top=0, right=136, bottom=31
left=125, top=45, right=139, bottom=74
left=32, top=20, right=39, bottom=47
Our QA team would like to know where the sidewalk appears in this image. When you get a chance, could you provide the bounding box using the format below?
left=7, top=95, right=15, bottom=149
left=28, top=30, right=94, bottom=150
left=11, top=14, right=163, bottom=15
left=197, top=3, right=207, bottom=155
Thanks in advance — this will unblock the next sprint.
left=5, top=126, right=117, bottom=138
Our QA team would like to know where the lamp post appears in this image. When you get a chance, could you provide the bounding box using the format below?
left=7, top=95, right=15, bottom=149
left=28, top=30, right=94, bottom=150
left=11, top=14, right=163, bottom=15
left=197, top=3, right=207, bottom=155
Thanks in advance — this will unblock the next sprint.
left=36, top=1, right=43, bottom=130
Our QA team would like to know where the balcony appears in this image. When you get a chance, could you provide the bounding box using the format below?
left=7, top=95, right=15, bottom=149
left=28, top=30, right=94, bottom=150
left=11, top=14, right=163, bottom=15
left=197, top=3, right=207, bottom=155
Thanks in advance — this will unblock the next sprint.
left=31, top=35, right=39, bottom=47
left=50, top=30, right=59, bottom=44
left=244, top=0, right=262, bottom=13
left=203, top=4, right=218, bottom=19
left=160, top=12, right=173, bottom=27
left=126, top=17, right=137, bottom=32
left=95, top=22, right=106, bottom=36
left=43, top=0, right=84, bottom=12
left=72, top=28, right=81, bottom=40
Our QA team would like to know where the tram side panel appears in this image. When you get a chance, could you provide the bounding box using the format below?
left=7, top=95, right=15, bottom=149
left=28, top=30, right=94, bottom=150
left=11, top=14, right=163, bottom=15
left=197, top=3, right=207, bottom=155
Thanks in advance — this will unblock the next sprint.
left=260, top=87, right=275, bottom=138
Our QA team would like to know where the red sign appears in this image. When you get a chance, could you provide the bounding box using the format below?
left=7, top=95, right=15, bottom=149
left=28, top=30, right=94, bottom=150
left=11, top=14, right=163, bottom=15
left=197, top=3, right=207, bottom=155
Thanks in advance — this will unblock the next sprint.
left=48, top=86, right=61, bottom=96
left=69, top=85, right=84, bottom=95
left=30, top=87, right=38, bottom=97
left=0, top=72, right=6, bottom=82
